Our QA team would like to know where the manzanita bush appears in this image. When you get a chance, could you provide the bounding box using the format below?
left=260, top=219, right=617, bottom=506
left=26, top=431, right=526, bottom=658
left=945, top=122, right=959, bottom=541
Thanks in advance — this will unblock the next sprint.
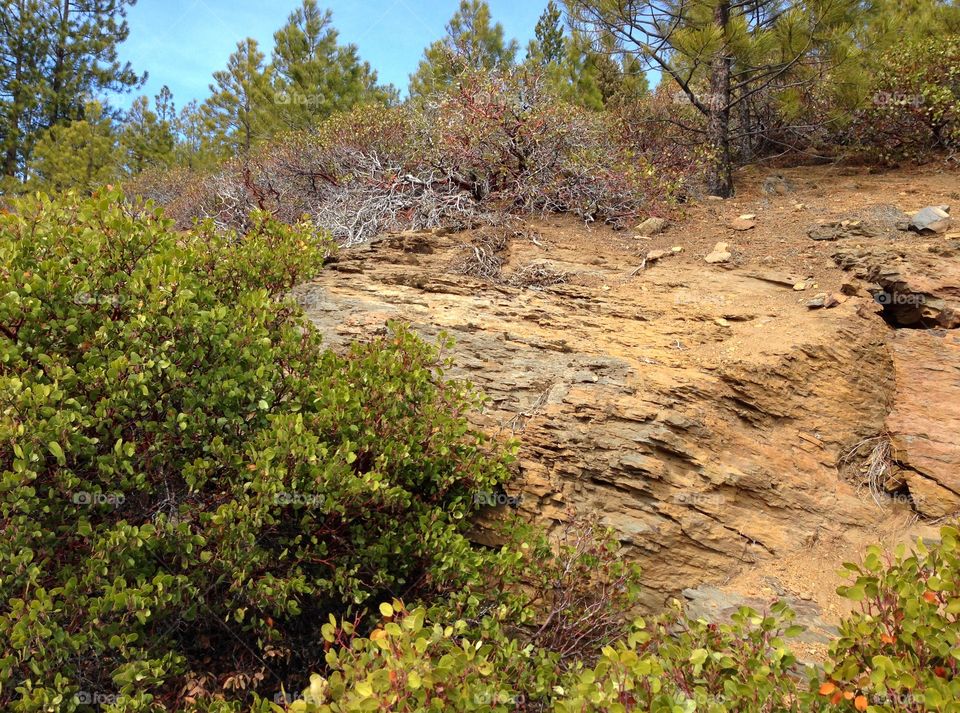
left=851, top=36, right=960, bottom=163
left=0, top=189, right=513, bottom=710
left=820, top=526, right=960, bottom=712
left=2, top=190, right=959, bottom=712
left=273, top=528, right=960, bottom=713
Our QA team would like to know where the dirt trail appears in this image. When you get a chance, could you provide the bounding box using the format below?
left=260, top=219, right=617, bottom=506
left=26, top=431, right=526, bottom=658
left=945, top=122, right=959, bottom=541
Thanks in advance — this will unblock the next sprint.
left=295, top=161, right=959, bottom=661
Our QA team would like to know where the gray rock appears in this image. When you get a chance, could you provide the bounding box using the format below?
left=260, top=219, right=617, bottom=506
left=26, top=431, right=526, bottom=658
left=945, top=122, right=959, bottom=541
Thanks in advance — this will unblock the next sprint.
left=809, top=205, right=913, bottom=241
left=636, top=217, right=668, bottom=236
left=910, top=206, right=952, bottom=234
left=762, top=174, right=794, bottom=195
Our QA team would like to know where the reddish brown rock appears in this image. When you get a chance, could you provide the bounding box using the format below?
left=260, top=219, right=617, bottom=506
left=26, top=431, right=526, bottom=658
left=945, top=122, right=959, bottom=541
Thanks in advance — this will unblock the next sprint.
left=887, top=330, right=960, bottom=517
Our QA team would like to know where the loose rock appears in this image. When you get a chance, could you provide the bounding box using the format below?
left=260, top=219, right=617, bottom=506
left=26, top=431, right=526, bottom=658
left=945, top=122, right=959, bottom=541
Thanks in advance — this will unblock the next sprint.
left=635, top=217, right=668, bottom=236
left=705, top=242, right=732, bottom=264
left=909, top=205, right=952, bottom=234
left=762, top=174, right=794, bottom=195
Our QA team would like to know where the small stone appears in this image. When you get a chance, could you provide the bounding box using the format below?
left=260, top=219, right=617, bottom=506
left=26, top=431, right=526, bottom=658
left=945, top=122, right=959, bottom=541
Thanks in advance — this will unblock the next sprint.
left=715, top=318, right=731, bottom=327
left=840, top=279, right=861, bottom=296
left=671, top=246, right=683, bottom=253
left=793, top=281, right=808, bottom=291
left=706, top=195, right=724, bottom=202
left=635, top=217, right=668, bottom=236
left=910, top=205, right=952, bottom=234
left=762, top=174, right=794, bottom=195
left=823, top=293, right=846, bottom=309
left=729, top=217, right=756, bottom=231
left=705, top=242, right=732, bottom=264
left=738, top=213, right=756, bottom=220
left=645, top=249, right=668, bottom=262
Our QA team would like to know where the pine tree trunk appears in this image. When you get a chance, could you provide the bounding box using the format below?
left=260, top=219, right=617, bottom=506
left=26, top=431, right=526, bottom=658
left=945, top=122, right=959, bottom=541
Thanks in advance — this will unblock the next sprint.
left=706, top=0, right=734, bottom=198
left=50, top=0, right=70, bottom=126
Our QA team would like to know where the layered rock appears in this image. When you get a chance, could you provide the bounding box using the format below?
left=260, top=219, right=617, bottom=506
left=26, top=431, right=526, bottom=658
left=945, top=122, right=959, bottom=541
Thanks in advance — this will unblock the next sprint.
left=886, top=329, right=960, bottom=516
left=833, top=242, right=960, bottom=328
left=296, top=223, right=917, bottom=608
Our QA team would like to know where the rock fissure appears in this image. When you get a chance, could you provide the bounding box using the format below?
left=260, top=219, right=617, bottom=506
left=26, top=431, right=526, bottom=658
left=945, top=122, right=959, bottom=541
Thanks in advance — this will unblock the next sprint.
left=296, top=166, right=959, bottom=616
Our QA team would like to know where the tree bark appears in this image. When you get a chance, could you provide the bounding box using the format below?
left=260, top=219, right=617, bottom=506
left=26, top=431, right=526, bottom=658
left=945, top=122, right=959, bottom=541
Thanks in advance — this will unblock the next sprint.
left=706, top=0, right=734, bottom=197
left=50, top=0, right=71, bottom=126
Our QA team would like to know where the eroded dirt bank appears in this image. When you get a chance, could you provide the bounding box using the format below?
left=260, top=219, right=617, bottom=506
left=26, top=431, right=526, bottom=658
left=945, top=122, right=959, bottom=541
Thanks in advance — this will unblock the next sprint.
left=294, top=163, right=960, bottom=654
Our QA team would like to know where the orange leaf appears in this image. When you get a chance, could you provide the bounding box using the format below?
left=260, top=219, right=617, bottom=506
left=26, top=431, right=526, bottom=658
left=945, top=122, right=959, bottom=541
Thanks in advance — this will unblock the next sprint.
left=881, top=633, right=895, bottom=644
left=819, top=682, right=837, bottom=696
left=831, top=691, right=844, bottom=705
left=924, top=591, right=938, bottom=604
left=844, top=691, right=855, bottom=700
left=855, top=695, right=869, bottom=711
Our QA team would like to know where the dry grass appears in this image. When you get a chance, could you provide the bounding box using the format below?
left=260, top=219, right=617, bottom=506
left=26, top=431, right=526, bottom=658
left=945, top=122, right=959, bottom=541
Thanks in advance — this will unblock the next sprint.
left=507, top=262, right=568, bottom=289
left=840, top=434, right=896, bottom=508
left=450, top=229, right=508, bottom=280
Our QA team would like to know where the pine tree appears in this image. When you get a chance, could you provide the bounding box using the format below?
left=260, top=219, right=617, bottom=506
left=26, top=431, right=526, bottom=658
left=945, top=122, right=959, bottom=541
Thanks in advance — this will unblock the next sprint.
left=409, top=0, right=518, bottom=98
left=29, top=100, right=118, bottom=190
left=174, top=99, right=219, bottom=170
left=202, top=38, right=273, bottom=157
left=44, top=0, right=141, bottom=126
left=269, top=1, right=392, bottom=132
left=119, top=90, right=176, bottom=175
left=0, top=0, right=141, bottom=182
left=567, top=0, right=862, bottom=196
left=527, top=0, right=565, bottom=66
left=530, top=24, right=648, bottom=111
left=0, top=0, right=48, bottom=183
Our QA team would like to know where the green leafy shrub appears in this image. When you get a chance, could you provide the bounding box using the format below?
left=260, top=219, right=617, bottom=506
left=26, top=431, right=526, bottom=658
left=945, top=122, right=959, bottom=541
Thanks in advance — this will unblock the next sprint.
left=275, top=598, right=815, bottom=712
left=0, top=189, right=512, bottom=710
left=817, top=525, right=960, bottom=712
left=850, top=36, right=960, bottom=162
left=270, top=526, right=960, bottom=713
left=557, top=603, right=815, bottom=713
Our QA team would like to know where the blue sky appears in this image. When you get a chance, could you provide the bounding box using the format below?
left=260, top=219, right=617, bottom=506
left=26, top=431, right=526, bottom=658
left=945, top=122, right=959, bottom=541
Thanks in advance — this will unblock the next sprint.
left=114, top=0, right=545, bottom=109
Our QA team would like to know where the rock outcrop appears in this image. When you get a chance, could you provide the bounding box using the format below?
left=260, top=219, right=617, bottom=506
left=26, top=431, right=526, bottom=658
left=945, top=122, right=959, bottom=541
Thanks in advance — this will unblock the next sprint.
left=292, top=163, right=960, bottom=618
left=295, top=220, right=930, bottom=609
left=833, top=242, right=960, bottom=328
